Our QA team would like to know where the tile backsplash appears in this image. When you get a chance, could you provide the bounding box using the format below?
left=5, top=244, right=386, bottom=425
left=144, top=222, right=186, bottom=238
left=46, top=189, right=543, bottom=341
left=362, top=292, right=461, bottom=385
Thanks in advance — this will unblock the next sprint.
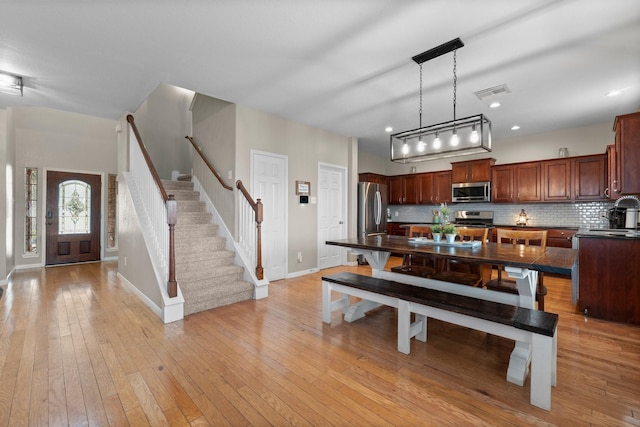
left=388, top=201, right=614, bottom=229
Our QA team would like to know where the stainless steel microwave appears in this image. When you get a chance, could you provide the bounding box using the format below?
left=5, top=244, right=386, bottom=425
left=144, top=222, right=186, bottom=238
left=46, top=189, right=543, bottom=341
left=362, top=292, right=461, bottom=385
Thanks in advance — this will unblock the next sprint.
left=452, top=181, right=491, bottom=202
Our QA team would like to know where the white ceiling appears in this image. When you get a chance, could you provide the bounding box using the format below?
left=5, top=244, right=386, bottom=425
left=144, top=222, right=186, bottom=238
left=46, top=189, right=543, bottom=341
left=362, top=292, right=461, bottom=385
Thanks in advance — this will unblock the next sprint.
left=1, top=1, right=639, bottom=158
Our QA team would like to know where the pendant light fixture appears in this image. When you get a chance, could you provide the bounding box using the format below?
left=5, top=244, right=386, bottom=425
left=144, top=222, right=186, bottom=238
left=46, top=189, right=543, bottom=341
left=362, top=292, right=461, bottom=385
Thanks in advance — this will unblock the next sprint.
left=391, top=38, right=492, bottom=162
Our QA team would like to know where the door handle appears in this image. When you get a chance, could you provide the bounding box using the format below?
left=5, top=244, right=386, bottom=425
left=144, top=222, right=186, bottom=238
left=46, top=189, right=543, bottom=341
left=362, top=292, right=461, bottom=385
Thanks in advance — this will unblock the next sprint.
left=47, top=209, right=53, bottom=225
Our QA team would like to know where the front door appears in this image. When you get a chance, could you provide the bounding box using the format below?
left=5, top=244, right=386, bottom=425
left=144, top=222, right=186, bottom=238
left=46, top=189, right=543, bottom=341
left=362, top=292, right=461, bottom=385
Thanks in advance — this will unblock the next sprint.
left=46, top=171, right=101, bottom=265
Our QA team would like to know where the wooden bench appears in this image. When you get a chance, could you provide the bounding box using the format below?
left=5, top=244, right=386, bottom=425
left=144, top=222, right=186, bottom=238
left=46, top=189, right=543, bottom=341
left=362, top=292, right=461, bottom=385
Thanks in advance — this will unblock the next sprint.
left=322, top=272, right=559, bottom=411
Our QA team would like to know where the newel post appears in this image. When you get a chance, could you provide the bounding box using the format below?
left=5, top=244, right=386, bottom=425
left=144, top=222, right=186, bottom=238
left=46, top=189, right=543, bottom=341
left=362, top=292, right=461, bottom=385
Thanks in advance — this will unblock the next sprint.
left=255, top=198, right=264, bottom=280
left=166, top=194, right=178, bottom=297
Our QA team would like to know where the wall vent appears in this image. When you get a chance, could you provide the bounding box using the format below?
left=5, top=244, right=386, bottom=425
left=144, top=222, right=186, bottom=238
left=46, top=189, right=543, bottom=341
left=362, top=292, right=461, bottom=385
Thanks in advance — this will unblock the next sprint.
left=474, top=84, right=511, bottom=100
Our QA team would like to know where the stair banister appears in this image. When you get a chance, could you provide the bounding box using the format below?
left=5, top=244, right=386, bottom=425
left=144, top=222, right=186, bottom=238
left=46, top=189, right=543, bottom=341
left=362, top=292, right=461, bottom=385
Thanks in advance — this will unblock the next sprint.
left=185, top=136, right=233, bottom=191
left=185, top=135, right=264, bottom=281
left=236, top=180, right=264, bottom=280
left=127, top=114, right=178, bottom=298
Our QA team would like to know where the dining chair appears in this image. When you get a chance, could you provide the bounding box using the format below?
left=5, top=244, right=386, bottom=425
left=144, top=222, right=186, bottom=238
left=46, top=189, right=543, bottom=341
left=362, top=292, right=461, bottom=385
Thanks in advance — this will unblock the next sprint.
left=431, top=227, right=489, bottom=287
left=390, top=225, right=436, bottom=278
left=484, top=229, right=548, bottom=310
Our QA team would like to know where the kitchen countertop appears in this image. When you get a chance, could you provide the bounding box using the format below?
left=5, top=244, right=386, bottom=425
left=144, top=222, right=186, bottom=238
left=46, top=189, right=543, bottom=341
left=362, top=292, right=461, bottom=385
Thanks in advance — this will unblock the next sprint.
left=575, top=228, right=640, bottom=239
left=391, top=221, right=579, bottom=230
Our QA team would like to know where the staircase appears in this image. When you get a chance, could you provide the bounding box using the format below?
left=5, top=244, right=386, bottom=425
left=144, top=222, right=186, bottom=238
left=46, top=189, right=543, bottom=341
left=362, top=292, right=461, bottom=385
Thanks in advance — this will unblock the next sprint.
left=162, top=179, right=254, bottom=315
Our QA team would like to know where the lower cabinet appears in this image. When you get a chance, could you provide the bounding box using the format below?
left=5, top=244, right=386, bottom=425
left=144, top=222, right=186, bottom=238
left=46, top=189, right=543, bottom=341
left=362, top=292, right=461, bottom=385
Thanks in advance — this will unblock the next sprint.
left=578, top=236, right=640, bottom=325
left=387, top=223, right=406, bottom=236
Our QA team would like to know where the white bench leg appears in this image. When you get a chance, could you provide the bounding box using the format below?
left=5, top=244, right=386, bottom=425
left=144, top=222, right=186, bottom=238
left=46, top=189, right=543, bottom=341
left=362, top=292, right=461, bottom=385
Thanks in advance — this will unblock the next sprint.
left=322, top=281, right=350, bottom=324
left=415, top=314, right=427, bottom=342
left=397, top=300, right=411, bottom=354
left=530, top=334, right=554, bottom=411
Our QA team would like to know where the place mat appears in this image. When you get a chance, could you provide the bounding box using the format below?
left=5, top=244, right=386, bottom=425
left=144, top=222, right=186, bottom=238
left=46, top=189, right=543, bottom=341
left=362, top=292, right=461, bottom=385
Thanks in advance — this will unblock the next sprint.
left=407, top=237, right=482, bottom=248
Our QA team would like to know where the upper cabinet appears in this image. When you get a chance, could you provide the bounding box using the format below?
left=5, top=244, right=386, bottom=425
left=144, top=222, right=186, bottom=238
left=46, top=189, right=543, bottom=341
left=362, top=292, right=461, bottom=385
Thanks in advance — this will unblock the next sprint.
left=542, top=159, right=572, bottom=201
left=358, top=173, right=387, bottom=184
left=451, top=158, right=495, bottom=183
left=491, top=165, right=515, bottom=202
left=614, top=112, right=640, bottom=195
left=388, top=175, right=418, bottom=204
left=606, top=144, right=620, bottom=200
left=432, top=171, right=453, bottom=204
left=515, top=162, right=543, bottom=202
left=573, top=155, right=606, bottom=201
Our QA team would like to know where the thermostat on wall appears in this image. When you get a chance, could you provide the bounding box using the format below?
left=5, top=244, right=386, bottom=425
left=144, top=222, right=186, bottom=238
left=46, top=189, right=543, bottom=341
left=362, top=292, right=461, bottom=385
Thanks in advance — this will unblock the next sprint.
left=299, top=195, right=309, bottom=204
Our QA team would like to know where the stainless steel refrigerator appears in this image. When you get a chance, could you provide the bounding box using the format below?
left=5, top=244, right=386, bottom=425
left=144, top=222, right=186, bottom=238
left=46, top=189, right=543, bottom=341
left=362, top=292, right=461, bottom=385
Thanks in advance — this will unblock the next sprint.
left=357, top=182, right=388, bottom=238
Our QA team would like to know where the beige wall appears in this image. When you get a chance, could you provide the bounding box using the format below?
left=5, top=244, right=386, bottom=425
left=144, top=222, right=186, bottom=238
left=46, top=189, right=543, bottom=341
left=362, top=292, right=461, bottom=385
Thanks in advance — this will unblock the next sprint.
left=0, top=109, right=13, bottom=280
left=235, top=105, right=351, bottom=274
left=133, top=83, right=194, bottom=179
left=360, top=121, right=614, bottom=175
left=11, top=107, right=117, bottom=267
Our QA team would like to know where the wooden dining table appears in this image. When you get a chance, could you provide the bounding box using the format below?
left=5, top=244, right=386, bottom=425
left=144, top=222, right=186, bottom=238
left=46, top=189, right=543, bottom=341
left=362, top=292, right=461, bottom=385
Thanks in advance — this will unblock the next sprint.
left=325, top=234, right=577, bottom=387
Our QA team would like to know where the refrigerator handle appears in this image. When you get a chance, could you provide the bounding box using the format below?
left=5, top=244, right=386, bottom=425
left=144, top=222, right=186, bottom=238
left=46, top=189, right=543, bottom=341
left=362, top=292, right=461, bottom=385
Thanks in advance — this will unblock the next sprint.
left=375, top=191, right=382, bottom=225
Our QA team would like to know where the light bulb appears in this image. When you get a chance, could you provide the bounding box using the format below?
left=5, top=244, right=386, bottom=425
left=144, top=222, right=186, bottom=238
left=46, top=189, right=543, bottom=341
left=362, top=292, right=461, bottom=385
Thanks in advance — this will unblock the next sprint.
left=451, top=131, right=459, bottom=146
left=402, top=142, right=409, bottom=155
left=417, top=139, right=425, bottom=152
left=433, top=133, right=441, bottom=149
left=470, top=125, right=479, bottom=143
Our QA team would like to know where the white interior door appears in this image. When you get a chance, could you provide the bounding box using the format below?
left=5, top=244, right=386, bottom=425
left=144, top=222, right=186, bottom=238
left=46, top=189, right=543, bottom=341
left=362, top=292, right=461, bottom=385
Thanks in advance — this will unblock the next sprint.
left=318, top=163, right=346, bottom=269
left=252, top=151, right=287, bottom=281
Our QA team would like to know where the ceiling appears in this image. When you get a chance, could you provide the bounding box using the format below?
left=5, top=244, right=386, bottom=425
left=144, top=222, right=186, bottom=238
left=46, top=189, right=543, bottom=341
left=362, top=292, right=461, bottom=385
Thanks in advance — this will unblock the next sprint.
left=1, top=1, right=639, bottom=158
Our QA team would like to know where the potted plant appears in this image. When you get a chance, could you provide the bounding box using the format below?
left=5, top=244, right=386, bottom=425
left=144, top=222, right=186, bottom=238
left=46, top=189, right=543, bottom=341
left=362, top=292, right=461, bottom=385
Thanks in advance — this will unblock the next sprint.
left=431, top=224, right=443, bottom=242
left=442, top=224, right=457, bottom=243
left=439, top=203, right=451, bottom=224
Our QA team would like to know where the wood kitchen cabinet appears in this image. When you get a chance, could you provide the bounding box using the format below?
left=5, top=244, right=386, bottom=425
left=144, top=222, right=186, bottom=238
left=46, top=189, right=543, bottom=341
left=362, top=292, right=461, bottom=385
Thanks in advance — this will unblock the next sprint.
left=578, top=236, right=640, bottom=325
left=491, top=162, right=541, bottom=202
left=606, top=144, right=620, bottom=200
left=388, top=175, right=418, bottom=204
left=451, top=158, right=495, bottom=183
left=387, top=222, right=406, bottom=236
left=358, top=173, right=386, bottom=184
left=491, top=165, right=515, bottom=202
left=614, top=112, right=640, bottom=195
left=542, top=159, right=572, bottom=201
left=417, top=173, right=434, bottom=204
left=573, top=155, right=606, bottom=201
left=432, top=171, right=452, bottom=204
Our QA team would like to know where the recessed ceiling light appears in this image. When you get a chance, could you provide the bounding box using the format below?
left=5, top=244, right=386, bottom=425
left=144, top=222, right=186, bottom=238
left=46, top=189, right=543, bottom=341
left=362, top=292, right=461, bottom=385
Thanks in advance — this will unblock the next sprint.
left=511, top=125, right=520, bottom=130
left=385, top=126, right=393, bottom=133
left=489, top=102, right=501, bottom=109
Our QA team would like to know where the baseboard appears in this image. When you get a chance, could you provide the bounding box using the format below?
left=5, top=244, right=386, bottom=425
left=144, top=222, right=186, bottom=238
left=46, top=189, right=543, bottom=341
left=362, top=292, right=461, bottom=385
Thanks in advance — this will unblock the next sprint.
left=16, top=263, right=43, bottom=270
left=286, top=268, right=320, bottom=279
left=117, top=272, right=163, bottom=319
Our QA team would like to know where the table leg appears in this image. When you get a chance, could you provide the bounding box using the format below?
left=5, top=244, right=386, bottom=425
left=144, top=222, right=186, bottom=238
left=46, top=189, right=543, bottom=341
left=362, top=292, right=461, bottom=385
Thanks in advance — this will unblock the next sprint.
left=504, top=266, right=538, bottom=386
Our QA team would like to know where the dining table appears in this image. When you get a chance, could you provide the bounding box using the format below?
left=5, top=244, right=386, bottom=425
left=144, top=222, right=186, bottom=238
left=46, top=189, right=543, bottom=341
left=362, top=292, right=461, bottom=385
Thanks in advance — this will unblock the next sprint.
left=325, top=234, right=577, bottom=387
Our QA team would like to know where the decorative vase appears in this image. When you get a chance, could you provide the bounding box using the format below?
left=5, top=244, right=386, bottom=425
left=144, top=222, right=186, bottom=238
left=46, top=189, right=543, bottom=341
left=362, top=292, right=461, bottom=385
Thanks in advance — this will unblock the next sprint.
left=432, top=233, right=442, bottom=242
left=445, top=233, right=456, bottom=244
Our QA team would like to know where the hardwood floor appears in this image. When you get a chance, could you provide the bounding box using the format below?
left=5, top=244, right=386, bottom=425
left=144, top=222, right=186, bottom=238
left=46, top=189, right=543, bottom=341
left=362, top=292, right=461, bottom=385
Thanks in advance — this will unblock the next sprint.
left=0, top=260, right=639, bottom=426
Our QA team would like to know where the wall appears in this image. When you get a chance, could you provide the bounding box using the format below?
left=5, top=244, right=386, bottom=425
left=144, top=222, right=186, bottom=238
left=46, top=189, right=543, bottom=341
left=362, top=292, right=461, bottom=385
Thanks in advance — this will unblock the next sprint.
left=12, top=107, right=118, bottom=267
left=190, top=95, right=237, bottom=231
left=133, top=83, right=194, bottom=179
left=235, top=105, right=351, bottom=275
left=361, top=121, right=614, bottom=175
left=0, top=109, right=13, bottom=281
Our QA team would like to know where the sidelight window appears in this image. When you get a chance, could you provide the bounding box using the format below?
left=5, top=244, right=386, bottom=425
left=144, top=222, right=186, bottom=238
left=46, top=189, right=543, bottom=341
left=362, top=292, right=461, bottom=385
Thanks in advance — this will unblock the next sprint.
left=25, top=167, right=38, bottom=253
left=58, top=180, right=91, bottom=234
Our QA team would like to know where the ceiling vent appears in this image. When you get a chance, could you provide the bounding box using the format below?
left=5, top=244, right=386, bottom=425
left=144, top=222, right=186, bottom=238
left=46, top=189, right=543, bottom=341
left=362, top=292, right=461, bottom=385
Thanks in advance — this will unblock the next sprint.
left=474, top=84, right=511, bottom=100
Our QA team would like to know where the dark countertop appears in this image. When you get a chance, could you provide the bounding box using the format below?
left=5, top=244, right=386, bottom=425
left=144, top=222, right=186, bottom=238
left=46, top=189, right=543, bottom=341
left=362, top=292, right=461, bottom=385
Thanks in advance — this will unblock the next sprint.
left=391, top=221, right=579, bottom=230
left=575, top=228, right=640, bottom=239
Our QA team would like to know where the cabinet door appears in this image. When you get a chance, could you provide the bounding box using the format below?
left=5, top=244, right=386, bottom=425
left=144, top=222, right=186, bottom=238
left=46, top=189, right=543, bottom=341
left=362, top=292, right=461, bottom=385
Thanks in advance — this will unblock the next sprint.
left=388, top=176, right=404, bottom=204
left=469, top=160, right=492, bottom=182
left=606, top=144, right=620, bottom=200
left=491, top=165, right=515, bottom=203
left=404, top=175, right=419, bottom=204
left=516, top=162, right=542, bottom=202
left=546, top=229, right=576, bottom=248
left=451, top=164, right=469, bottom=183
left=543, top=159, right=572, bottom=201
left=418, top=173, right=434, bottom=204
left=433, top=171, right=452, bottom=203
left=574, top=155, right=606, bottom=201
left=614, top=112, right=640, bottom=195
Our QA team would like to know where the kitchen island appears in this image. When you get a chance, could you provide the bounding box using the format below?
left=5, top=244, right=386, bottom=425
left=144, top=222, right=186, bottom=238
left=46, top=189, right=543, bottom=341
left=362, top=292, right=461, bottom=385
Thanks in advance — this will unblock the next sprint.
left=574, top=228, right=640, bottom=325
left=326, top=235, right=577, bottom=388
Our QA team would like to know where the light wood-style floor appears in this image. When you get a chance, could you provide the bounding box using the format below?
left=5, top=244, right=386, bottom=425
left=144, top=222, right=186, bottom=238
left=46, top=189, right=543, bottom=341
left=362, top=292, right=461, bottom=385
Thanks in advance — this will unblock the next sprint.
left=1, top=260, right=639, bottom=426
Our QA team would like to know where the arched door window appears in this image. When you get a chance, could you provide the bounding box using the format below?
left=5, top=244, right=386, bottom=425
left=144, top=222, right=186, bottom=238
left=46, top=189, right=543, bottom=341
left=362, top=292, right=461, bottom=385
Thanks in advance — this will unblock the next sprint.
left=58, top=180, right=91, bottom=234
